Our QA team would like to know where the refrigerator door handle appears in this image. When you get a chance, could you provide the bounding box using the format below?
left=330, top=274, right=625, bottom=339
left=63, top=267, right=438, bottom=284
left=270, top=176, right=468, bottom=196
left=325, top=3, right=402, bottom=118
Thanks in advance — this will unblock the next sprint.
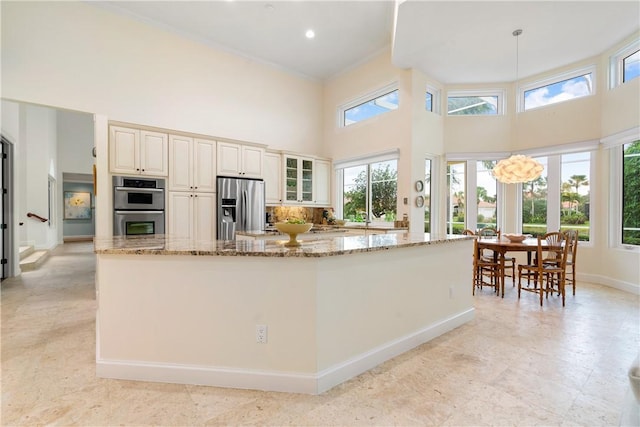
left=242, top=190, right=247, bottom=231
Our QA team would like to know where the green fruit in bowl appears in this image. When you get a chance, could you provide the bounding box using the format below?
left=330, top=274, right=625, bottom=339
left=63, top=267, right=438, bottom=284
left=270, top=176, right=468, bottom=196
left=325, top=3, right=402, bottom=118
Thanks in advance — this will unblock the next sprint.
left=286, top=218, right=306, bottom=224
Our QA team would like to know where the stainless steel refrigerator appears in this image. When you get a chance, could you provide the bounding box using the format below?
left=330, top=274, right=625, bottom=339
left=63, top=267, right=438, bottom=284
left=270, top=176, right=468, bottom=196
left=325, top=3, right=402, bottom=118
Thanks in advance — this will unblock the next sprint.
left=217, top=176, right=265, bottom=240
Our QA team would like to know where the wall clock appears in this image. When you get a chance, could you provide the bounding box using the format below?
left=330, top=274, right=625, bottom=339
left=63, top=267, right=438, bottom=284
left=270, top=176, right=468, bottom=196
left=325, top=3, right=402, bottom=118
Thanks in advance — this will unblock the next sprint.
left=415, top=195, right=425, bottom=208
left=415, top=180, right=424, bottom=192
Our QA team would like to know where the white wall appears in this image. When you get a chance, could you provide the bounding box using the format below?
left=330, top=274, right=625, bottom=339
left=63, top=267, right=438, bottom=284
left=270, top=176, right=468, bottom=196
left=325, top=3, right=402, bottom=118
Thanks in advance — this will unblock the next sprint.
left=1, top=1, right=323, bottom=155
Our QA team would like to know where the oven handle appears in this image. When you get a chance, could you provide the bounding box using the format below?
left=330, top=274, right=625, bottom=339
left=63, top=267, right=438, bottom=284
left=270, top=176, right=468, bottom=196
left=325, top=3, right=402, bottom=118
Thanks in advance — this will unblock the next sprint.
left=114, top=210, right=164, bottom=215
left=114, top=187, right=164, bottom=193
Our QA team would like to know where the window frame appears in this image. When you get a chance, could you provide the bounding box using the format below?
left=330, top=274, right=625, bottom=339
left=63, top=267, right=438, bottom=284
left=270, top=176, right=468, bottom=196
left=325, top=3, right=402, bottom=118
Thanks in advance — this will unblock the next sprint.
left=519, top=65, right=596, bottom=112
left=333, top=149, right=400, bottom=225
left=337, top=82, right=399, bottom=128
left=609, top=38, right=640, bottom=88
left=446, top=89, right=505, bottom=116
left=425, top=84, right=441, bottom=115
left=603, top=127, right=640, bottom=251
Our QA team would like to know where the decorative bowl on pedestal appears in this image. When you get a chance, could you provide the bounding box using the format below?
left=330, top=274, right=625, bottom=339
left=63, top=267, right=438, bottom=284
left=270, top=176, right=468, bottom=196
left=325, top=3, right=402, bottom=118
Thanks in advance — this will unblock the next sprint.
left=503, top=234, right=526, bottom=243
left=275, top=222, right=313, bottom=247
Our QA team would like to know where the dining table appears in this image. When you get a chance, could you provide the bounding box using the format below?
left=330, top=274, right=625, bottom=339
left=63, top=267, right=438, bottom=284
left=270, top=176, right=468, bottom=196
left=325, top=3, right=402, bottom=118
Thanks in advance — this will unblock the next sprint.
left=476, top=236, right=546, bottom=298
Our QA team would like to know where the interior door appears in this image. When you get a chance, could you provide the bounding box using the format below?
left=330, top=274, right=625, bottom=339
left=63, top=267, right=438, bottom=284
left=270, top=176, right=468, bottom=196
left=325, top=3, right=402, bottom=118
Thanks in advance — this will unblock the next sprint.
left=1, top=136, right=14, bottom=280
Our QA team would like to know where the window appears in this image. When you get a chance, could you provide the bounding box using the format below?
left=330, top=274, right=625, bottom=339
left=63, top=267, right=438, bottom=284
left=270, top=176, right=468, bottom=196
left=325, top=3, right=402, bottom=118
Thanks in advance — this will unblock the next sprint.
left=424, top=159, right=432, bottom=232
left=425, top=92, right=433, bottom=112
left=341, top=160, right=397, bottom=224
left=339, top=84, right=399, bottom=127
left=447, top=93, right=500, bottom=116
left=523, top=68, right=594, bottom=111
left=623, top=141, right=640, bottom=246
left=521, top=157, right=549, bottom=237
left=477, top=161, right=498, bottom=229
left=610, top=39, right=640, bottom=87
left=425, top=84, right=441, bottom=114
left=520, top=151, right=593, bottom=240
left=447, top=161, right=465, bottom=233
left=623, top=50, right=640, bottom=83
left=560, top=153, right=591, bottom=241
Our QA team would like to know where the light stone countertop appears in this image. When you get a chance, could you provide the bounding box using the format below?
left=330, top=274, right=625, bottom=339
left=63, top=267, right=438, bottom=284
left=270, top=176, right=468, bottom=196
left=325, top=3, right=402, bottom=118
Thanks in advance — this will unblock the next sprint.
left=94, top=233, right=471, bottom=258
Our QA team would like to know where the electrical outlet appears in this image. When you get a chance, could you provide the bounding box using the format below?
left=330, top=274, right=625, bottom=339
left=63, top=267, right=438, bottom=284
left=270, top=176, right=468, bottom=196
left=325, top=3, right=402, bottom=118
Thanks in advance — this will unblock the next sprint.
left=256, top=324, right=267, bottom=343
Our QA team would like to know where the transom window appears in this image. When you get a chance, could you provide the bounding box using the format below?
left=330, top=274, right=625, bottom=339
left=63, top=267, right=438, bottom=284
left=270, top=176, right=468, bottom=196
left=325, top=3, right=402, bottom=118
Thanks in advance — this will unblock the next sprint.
left=522, top=68, right=594, bottom=111
left=609, top=38, right=639, bottom=88
left=623, top=50, right=640, bottom=83
left=339, top=83, right=399, bottom=127
left=425, top=84, right=441, bottom=114
left=447, top=92, right=501, bottom=116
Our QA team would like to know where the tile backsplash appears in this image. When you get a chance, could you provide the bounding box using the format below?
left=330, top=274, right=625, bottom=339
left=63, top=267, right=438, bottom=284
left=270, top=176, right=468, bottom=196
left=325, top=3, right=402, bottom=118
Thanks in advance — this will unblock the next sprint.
left=266, top=206, right=334, bottom=225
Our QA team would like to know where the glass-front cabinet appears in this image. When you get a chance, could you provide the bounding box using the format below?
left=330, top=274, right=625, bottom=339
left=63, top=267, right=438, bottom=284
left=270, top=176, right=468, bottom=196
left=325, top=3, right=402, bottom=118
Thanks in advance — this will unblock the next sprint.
left=285, top=155, right=314, bottom=204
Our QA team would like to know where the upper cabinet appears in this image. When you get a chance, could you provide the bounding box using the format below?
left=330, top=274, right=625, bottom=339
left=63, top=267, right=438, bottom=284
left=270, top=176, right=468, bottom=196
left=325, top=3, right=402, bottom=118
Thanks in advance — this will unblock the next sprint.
left=217, top=141, right=264, bottom=178
left=284, top=155, right=314, bottom=205
left=264, top=151, right=283, bottom=205
left=109, top=126, right=168, bottom=176
left=314, top=159, right=331, bottom=206
left=169, top=135, right=216, bottom=193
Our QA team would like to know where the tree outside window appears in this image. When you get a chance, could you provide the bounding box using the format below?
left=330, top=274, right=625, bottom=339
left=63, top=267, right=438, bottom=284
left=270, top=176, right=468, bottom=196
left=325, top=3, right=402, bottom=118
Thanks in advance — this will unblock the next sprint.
left=343, top=161, right=397, bottom=223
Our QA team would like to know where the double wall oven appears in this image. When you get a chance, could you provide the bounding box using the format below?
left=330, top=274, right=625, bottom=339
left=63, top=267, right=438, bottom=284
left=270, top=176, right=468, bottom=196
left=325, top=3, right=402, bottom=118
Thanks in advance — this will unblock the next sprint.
left=113, top=176, right=165, bottom=236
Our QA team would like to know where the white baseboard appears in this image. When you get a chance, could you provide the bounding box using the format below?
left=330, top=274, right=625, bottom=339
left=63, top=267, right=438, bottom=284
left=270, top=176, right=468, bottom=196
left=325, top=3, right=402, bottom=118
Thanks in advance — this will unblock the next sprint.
left=579, top=273, right=640, bottom=295
left=96, top=308, right=475, bottom=395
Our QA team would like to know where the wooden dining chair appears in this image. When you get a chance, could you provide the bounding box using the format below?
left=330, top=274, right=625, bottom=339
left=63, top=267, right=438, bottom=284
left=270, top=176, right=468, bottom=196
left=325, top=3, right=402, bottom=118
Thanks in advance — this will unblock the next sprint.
left=472, top=237, right=501, bottom=296
left=478, top=226, right=516, bottom=285
left=462, top=229, right=476, bottom=236
left=562, top=229, right=579, bottom=295
left=517, top=231, right=570, bottom=306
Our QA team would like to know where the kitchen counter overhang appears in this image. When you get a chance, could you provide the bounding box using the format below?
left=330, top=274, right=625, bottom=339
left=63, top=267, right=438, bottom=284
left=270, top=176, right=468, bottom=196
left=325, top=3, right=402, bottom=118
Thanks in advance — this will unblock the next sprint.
left=94, top=232, right=469, bottom=257
left=95, top=233, right=474, bottom=394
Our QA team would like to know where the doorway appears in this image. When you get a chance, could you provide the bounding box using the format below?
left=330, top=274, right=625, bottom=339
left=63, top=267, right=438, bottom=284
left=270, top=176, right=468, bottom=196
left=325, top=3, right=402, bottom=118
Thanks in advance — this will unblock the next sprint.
left=1, top=135, right=15, bottom=280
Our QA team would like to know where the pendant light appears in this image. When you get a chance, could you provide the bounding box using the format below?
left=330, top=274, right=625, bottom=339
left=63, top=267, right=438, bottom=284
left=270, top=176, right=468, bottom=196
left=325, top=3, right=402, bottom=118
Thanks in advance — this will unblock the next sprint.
left=493, top=29, right=544, bottom=184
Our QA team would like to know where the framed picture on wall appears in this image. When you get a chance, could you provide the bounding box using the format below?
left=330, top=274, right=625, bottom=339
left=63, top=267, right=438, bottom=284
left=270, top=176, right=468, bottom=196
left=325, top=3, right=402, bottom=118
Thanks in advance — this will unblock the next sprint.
left=64, top=191, right=91, bottom=219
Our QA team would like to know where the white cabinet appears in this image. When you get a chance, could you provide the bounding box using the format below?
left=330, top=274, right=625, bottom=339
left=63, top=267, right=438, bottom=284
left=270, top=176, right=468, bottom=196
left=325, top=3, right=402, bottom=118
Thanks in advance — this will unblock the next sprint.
left=109, top=126, right=168, bottom=176
left=168, top=135, right=216, bottom=241
left=169, top=135, right=216, bottom=193
left=168, top=191, right=216, bottom=241
left=282, top=155, right=332, bottom=206
left=264, top=151, right=282, bottom=205
left=217, top=141, right=264, bottom=178
left=314, top=159, right=331, bottom=206
left=284, top=155, right=314, bottom=205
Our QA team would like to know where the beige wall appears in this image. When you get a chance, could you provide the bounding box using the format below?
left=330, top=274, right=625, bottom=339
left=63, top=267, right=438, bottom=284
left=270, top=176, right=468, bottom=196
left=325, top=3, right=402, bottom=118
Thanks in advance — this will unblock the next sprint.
left=321, top=37, right=639, bottom=289
left=1, top=1, right=323, bottom=155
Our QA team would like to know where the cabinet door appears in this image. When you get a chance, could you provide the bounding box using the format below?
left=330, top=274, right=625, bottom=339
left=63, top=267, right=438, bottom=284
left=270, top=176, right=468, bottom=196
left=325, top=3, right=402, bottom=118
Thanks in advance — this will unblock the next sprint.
left=168, top=192, right=193, bottom=238
left=193, top=192, right=216, bottom=241
left=242, top=145, right=264, bottom=178
left=140, top=130, right=168, bottom=176
left=109, top=126, right=139, bottom=174
left=217, top=142, right=242, bottom=176
left=193, top=139, right=216, bottom=192
left=300, top=158, right=314, bottom=202
left=169, top=135, right=193, bottom=191
left=284, top=156, right=299, bottom=202
left=263, top=152, right=282, bottom=205
left=314, top=159, right=331, bottom=206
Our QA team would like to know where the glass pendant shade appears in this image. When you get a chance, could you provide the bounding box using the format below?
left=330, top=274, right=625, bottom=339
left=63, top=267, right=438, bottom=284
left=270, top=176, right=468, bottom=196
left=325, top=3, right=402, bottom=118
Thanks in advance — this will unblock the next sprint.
left=492, top=155, right=544, bottom=184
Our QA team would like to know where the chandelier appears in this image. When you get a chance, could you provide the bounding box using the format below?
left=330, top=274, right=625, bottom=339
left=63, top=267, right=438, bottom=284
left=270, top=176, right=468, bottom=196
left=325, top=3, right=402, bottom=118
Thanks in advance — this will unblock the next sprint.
left=493, top=29, right=544, bottom=184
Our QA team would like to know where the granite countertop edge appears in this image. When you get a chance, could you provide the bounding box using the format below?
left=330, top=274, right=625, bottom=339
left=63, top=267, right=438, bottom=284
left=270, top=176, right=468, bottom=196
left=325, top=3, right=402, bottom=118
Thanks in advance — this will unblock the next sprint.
left=94, top=234, right=472, bottom=258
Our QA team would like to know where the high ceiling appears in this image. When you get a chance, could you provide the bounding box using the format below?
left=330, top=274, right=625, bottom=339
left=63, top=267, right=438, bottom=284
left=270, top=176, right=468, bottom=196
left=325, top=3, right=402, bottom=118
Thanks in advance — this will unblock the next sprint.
left=92, top=1, right=640, bottom=83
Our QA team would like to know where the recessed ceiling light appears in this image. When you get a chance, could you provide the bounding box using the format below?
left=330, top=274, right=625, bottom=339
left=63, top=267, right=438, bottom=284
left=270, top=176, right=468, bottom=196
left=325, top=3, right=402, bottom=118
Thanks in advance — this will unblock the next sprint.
left=305, top=29, right=315, bottom=39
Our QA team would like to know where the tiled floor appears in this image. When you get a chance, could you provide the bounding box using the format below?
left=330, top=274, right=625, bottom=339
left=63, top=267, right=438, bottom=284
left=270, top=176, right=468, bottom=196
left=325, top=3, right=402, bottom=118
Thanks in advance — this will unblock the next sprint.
left=2, top=242, right=639, bottom=426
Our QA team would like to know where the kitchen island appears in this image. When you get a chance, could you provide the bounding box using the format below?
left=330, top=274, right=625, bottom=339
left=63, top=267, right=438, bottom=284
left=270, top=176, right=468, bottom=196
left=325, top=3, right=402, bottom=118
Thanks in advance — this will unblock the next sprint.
left=94, top=233, right=473, bottom=394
